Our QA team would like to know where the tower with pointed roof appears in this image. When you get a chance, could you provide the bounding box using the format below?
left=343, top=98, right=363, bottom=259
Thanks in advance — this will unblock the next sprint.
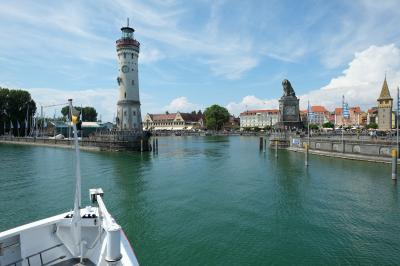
left=377, top=76, right=393, bottom=130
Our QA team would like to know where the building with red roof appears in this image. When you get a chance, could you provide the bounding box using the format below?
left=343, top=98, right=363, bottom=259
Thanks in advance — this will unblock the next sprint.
left=143, top=112, right=204, bottom=130
left=334, top=106, right=362, bottom=126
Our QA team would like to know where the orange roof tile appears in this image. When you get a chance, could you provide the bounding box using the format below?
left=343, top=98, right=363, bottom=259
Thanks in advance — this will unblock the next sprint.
left=150, top=113, right=177, bottom=121
left=311, top=106, right=328, bottom=113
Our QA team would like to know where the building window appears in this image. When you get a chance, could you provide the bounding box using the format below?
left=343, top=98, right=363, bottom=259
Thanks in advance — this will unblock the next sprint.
left=131, top=54, right=134, bottom=59
left=132, top=80, right=134, bottom=85
left=124, top=92, right=126, bottom=99
left=133, top=111, right=136, bottom=116
left=124, top=111, right=127, bottom=116
left=124, top=53, right=126, bottom=59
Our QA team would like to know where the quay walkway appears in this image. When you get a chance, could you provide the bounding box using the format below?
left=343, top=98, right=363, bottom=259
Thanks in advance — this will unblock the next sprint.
left=288, top=146, right=400, bottom=165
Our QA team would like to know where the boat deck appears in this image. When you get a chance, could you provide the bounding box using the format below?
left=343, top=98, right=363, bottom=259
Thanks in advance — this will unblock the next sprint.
left=53, top=258, right=96, bottom=266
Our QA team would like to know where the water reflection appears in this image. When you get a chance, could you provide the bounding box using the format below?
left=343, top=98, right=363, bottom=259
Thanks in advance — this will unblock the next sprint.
left=1, top=137, right=399, bottom=265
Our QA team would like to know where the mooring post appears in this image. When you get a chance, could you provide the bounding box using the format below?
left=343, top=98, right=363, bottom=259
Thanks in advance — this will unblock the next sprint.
left=305, top=143, right=309, bottom=167
left=392, top=148, right=397, bottom=180
left=152, top=138, right=156, bottom=154
left=140, top=139, right=143, bottom=153
left=275, top=140, right=278, bottom=158
left=259, top=137, right=263, bottom=151
left=156, top=138, right=158, bottom=153
left=264, top=139, right=267, bottom=152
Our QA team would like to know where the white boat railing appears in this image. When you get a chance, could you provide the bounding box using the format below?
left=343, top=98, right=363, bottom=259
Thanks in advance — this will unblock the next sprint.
left=96, top=194, right=122, bottom=263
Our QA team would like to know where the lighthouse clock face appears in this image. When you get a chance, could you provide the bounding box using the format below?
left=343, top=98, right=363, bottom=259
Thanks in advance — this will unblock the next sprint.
left=122, top=65, right=129, bottom=73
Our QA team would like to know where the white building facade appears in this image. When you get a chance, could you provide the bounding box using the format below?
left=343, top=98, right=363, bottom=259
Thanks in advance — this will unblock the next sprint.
left=240, top=110, right=279, bottom=129
left=143, top=112, right=204, bottom=131
left=116, top=21, right=142, bottom=131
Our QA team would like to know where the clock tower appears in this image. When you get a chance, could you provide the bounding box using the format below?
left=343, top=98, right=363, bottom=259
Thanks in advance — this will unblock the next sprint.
left=116, top=19, right=142, bottom=131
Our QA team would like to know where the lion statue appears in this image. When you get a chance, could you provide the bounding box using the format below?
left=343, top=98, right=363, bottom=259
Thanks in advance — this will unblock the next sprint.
left=282, top=79, right=296, bottom=97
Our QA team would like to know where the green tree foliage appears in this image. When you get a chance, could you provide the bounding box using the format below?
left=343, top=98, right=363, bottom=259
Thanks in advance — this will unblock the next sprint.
left=204, top=104, right=230, bottom=130
left=322, top=122, right=334, bottom=128
left=61, top=106, right=98, bottom=122
left=367, top=122, right=378, bottom=129
left=0, top=87, right=36, bottom=135
left=309, top=124, right=319, bottom=130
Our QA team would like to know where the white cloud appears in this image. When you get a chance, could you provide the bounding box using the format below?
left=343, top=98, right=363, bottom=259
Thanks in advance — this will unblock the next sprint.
left=139, top=48, right=165, bottom=64
left=27, top=88, right=117, bottom=122
left=206, top=56, right=258, bottom=80
left=226, top=96, right=278, bottom=116
left=227, top=44, right=400, bottom=115
left=163, top=97, right=200, bottom=113
left=110, top=1, right=259, bottom=79
left=26, top=88, right=162, bottom=122
left=301, top=44, right=400, bottom=110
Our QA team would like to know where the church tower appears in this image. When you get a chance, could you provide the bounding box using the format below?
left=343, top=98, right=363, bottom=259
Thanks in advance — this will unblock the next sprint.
left=116, top=19, right=142, bottom=131
left=377, top=76, right=393, bottom=130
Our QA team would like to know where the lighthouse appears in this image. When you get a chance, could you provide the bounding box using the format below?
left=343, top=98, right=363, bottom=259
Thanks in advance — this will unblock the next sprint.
left=116, top=19, right=142, bottom=131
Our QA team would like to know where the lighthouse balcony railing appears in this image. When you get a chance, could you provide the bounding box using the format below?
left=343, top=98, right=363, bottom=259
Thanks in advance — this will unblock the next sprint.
left=116, top=39, right=140, bottom=47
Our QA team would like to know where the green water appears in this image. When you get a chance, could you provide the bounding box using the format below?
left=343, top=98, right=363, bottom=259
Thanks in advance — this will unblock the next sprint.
left=0, top=136, right=399, bottom=265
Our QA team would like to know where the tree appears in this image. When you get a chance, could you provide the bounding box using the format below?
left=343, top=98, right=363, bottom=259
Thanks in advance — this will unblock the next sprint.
left=309, top=124, right=319, bottom=130
left=81, top=107, right=97, bottom=122
left=367, top=122, right=378, bottom=129
left=0, top=87, right=36, bottom=136
left=322, top=122, right=334, bottom=128
left=61, top=106, right=98, bottom=122
left=204, top=104, right=230, bottom=130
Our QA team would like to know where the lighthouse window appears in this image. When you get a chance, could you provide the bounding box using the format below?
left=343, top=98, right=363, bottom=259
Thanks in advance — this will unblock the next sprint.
left=133, top=111, right=136, bottom=116
left=131, top=54, right=134, bottom=59
left=124, top=92, right=126, bottom=99
left=124, top=53, right=126, bottom=59
left=124, top=111, right=127, bottom=116
left=131, top=80, right=134, bottom=85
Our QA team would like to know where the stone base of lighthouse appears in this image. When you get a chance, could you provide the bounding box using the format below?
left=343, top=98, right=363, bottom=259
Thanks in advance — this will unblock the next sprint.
left=117, top=100, right=142, bottom=131
left=91, top=130, right=151, bottom=152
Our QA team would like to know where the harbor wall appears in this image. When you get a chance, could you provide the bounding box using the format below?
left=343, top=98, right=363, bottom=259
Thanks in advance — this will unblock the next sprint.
left=290, top=136, right=397, bottom=157
left=0, top=135, right=150, bottom=152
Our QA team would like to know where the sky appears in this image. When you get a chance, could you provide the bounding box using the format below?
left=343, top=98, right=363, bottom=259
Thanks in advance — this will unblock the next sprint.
left=1, top=0, right=400, bottom=122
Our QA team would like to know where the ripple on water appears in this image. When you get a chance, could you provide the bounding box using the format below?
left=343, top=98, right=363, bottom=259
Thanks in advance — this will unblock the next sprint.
left=0, top=138, right=399, bottom=265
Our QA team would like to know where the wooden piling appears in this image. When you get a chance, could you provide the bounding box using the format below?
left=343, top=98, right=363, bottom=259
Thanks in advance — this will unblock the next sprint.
left=259, top=137, right=263, bottom=151
left=156, top=138, right=158, bottom=153
left=392, top=149, right=397, bottom=180
left=140, top=139, right=143, bottom=152
left=275, top=140, right=278, bottom=158
left=264, top=139, right=267, bottom=152
left=304, top=143, right=309, bottom=167
left=152, top=138, right=156, bottom=153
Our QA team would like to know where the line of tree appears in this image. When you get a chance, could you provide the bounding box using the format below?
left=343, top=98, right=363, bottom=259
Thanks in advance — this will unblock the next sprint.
left=61, top=106, right=98, bottom=122
left=0, top=87, right=37, bottom=136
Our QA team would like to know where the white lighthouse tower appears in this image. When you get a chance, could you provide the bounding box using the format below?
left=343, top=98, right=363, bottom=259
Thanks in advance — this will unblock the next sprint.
left=116, top=19, right=142, bottom=131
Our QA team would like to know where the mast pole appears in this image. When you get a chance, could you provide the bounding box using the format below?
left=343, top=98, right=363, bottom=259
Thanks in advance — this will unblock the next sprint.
left=307, top=100, right=310, bottom=146
left=397, top=86, right=399, bottom=157
left=69, top=99, right=82, bottom=261
left=342, top=95, right=344, bottom=152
